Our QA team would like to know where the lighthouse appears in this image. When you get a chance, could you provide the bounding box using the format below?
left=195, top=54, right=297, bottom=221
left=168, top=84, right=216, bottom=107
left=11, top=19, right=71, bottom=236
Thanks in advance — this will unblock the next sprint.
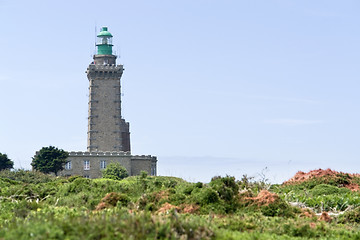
left=86, top=27, right=130, bottom=152
left=61, top=26, right=157, bottom=178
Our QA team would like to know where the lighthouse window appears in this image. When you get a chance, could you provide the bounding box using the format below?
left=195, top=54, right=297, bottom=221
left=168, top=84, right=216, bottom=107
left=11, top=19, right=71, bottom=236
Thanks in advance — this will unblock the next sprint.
left=98, top=37, right=112, bottom=45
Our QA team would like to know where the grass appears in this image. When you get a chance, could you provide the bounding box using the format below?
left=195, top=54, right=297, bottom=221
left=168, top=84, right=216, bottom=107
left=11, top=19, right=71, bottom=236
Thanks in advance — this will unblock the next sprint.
left=1, top=169, right=360, bottom=239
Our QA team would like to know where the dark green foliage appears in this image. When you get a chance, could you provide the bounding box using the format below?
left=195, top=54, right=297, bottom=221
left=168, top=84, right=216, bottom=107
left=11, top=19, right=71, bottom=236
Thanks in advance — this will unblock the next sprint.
left=260, top=199, right=296, bottom=217
left=195, top=182, right=203, bottom=188
left=0, top=177, right=19, bottom=195
left=13, top=200, right=40, bottom=218
left=67, top=175, right=83, bottom=182
left=209, top=175, right=239, bottom=212
left=138, top=193, right=159, bottom=210
left=0, top=209, right=214, bottom=240
left=310, top=184, right=350, bottom=196
left=0, top=153, right=13, bottom=170
left=31, top=146, right=69, bottom=176
left=163, top=179, right=178, bottom=188
left=140, top=170, right=148, bottom=179
left=338, top=206, right=360, bottom=223
left=0, top=169, right=58, bottom=184
left=139, top=170, right=149, bottom=190
left=102, top=162, right=129, bottom=180
left=2, top=172, right=360, bottom=239
left=53, top=178, right=121, bottom=209
left=154, top=178, right=163, bottom=188
left=64, top=177, right=92, bottom=193
left=196, top=188, right=220, bottom=205
left=169, top=192, right=186, bottom=205
left=182, top=185, right=195, bottom=195
left=116, top=193, right=131, bottom=207
left=275, top=179, right=360, bottom=212
left=98, top=192, right=130, bottom=208
left=282, top=223, right=316, bottom=238
left=335, top=173, right=352, bottom=186
left=210, top=175, right=239, bottom=202
left=217, top=217, right=257, bottom=232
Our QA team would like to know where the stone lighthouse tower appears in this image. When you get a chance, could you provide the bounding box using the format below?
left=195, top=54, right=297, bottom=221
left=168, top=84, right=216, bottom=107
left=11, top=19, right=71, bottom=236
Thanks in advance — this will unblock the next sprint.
left=61, top=26, right=157, bottom=179
left=86, top=27, right=130, bottom=152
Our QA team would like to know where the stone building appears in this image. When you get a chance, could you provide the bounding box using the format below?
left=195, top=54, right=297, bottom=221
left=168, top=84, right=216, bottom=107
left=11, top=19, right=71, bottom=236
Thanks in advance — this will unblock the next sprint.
left=60, top=27, right=157, bottom=178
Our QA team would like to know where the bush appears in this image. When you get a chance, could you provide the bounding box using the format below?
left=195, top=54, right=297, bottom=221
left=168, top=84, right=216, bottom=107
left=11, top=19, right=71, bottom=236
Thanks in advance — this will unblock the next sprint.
left=0, top=169, right=58, bottom=184
left=102, top=162, right=129, bottom=180
left=210, top=175, right=239, bottom=202
left=195, top=182, right=203, bottom=188
left=95, top=192, right=130, bottom=210
left=260, top=200, right=296, bottom=217
left=195, top=188, right=220, bottom=205
left=183, top=186, right=194, bottom=195
left=282, top=223, right=317, bottom=238
left=310, top=184, right=350, bottom=196
left=209, top=175, right=239, bottom=212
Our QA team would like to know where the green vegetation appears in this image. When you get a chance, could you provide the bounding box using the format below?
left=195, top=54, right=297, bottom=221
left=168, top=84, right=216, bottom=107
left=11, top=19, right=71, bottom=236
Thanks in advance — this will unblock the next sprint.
left=31, top=146, right=69, bottom=176
left=1, top=169, right=360, bottom=239
left=102, top=162, right=129, bottom=180
left=0, top=152, right=13, bottom=170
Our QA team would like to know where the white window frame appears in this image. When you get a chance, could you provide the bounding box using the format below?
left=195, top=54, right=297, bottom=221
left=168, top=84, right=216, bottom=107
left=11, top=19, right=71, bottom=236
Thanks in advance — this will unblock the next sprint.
left=100, top=160, right=106, bottom=169
left=65, top=161, right=72, bottom=170
left=84, top=160, right=90, bottom=170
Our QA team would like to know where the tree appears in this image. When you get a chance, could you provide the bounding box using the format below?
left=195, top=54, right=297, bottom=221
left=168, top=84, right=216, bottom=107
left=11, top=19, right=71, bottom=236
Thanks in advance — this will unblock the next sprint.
left=0, top=153, right=14, bottom=170
left=102, top=162, right=129, bottom=180
left=31, top=146, right=69, bottom=176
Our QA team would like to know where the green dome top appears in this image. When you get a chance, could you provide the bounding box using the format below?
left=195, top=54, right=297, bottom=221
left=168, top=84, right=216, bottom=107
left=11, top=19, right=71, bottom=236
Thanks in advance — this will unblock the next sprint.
left=97, top=27, right=113, bottom=37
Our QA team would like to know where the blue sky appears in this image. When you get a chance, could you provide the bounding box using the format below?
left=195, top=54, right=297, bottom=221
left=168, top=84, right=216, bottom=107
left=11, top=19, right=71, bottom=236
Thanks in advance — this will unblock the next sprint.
left=0, top=0, right=359, bottom=183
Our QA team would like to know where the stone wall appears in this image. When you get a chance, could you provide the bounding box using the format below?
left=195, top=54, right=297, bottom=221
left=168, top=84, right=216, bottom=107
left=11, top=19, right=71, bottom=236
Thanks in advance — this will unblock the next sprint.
left=60, top=152, right=157, bottom=179
left=130, top=155, right=157, bottom=176
left=61, top=151, right=132, bottom=179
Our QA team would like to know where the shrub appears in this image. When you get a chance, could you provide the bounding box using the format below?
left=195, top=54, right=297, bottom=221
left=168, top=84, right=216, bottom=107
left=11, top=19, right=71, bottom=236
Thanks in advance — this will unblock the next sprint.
left=282, top=223, right=316, bottom=238
left=102, top=162, right=129, bottom=180
left=95, top=192, right=130, bottom=210
left=154, top=178, right=163, bottom=188
left=0, top=169, right=57, bottom=184
left=164, top=179, right=178, bottom=188
left=195, top=188, right=220, bottom=205
left=139, top=171, right=149, bottom=190
left=209, top=175, right=239, bottom=212
left=260, top=200, right=296, bottom=217
left=210, top=175, right=239, bottom=202
left=310, top=184, right=350, bottom=196
left=13, top=200, right=40, bottom=218
left=182, top=185, right=195, bottom=195
left=195, top=182, right=203, bottom=188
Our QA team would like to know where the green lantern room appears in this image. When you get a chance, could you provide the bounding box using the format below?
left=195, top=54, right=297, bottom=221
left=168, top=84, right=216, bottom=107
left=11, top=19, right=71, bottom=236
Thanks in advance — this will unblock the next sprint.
left=96, top=27, right=113, bottom=55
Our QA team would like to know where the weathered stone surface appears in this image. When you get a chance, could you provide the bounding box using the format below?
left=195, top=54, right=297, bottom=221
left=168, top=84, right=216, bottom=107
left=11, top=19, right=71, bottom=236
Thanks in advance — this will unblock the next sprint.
left=86, top=59, right=130, bottom=152
left=60, top=52, right=157, bottom=179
